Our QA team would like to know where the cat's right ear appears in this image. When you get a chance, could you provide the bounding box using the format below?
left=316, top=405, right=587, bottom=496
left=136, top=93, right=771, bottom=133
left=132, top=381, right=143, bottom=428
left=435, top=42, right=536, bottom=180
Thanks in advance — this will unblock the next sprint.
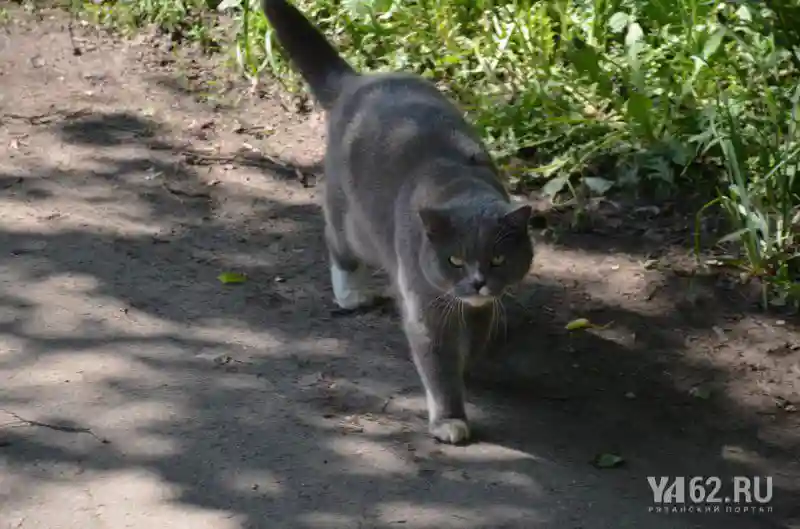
left=418, top=207, right=452, bottom=240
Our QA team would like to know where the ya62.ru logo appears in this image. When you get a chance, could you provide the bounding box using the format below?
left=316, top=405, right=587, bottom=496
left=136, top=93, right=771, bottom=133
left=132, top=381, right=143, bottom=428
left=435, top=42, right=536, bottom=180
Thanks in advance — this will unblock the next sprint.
left=647, top=476, right=773, bottom=514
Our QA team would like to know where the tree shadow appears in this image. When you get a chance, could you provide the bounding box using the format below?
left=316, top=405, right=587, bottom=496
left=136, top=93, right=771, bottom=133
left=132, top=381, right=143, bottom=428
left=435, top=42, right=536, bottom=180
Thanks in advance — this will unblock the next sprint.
left=0, top=108, right=797, bottom=529
left=58, top=111, right=162, bottom=147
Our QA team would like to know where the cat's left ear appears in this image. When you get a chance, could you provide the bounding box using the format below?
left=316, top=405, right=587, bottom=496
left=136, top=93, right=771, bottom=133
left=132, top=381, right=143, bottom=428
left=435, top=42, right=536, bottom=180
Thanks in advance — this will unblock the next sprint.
left=501, top=203, right=532, bottom=230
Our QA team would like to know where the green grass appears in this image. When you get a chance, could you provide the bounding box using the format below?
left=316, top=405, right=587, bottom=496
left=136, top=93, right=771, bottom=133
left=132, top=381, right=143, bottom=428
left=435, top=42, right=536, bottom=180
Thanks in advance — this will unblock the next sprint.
left=51, top=0, right=800, bottom=309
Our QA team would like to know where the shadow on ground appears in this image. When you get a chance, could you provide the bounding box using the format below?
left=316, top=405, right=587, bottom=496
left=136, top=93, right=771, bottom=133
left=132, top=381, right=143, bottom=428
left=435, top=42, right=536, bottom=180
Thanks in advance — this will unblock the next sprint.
left=1, top=108, right=798, bottom=529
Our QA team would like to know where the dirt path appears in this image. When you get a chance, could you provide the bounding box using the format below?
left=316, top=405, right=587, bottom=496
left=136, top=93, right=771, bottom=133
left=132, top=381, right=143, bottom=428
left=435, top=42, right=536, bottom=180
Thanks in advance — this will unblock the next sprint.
left=1, top=8, right=799, bottom=529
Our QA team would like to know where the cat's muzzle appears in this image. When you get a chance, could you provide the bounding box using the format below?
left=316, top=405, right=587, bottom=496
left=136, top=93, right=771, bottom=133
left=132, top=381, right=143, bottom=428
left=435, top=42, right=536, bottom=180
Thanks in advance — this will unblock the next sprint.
left=461, top=294, right=494, bottom=307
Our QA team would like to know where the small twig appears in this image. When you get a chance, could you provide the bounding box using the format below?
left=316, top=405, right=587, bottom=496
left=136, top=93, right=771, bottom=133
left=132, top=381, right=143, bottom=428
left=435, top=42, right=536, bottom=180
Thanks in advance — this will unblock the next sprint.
left=180, top=149, right=319, bottom=185
left=161, top=180, right=212, bottom=200
left=0, top=409, right=110, bottom=443
left=1, top=109, right=91, bottom=126
left=182, top=149, right=280, bottom=169
left=2, top=112, right=57, bottom=124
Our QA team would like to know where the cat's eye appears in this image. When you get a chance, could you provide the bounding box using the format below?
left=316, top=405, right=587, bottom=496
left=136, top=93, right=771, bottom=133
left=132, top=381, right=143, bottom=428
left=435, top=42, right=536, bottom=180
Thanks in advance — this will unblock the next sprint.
left=490, top=255, right=506, bottom=266
left=448, top=256, right=465, bottom=267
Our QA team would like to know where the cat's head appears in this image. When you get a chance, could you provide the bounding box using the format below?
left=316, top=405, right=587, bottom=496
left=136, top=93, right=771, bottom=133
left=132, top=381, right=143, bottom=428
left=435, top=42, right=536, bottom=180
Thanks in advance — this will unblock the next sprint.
left=418, top=200, right=534, bottom=306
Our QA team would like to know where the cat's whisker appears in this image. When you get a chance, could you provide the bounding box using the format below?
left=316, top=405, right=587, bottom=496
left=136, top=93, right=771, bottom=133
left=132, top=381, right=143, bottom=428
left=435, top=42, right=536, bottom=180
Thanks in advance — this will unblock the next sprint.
left=488, top=298, right=498, bottom=339
left=426, top=294, right=447, bottom=308
left=498, top=297, right=509, bottom=342
left=425, top=293, right=446, bottom=311
left=417, top=292, right=450, bottom=348
left=435, top=295, right=458, bottom=347
left=488, top=298, right=499, bottom=340
left=426, top=293, right=451, bottom=345
left=431, top=298, right=448, bottom=347
left=501, top=285, right=522, bottom=300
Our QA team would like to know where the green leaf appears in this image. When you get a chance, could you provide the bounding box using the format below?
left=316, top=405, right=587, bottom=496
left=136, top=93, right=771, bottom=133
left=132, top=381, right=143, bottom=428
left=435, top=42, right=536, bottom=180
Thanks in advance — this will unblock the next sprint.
left=593, top=453, right=625, bottom=468
left=583, top=176, right=614, bottom=195
left=566, top=39, right=613, bottom=98
left=626, top=92, right=653, bottom=139
left=542, top=174, right=570, bottom=198
left=625, top=22, right=644, bottom=50
left=344, top=0, right=373, bottom=17
left=718, top=228, right=751, bottom=245
left=566, top=318, right=591, bottom=330
left=702, top=28, right=726, bottom=61
left=216, top=0, right=240, bottom=11
left=565, top=318, right=613, bottom=331
left=218, top=272, right=248, bottom=284
left=665, top=139, right=692, bottom=166
left=735, top=5, right=752, bottom=22
left=608, top=12, right=629, bottom=33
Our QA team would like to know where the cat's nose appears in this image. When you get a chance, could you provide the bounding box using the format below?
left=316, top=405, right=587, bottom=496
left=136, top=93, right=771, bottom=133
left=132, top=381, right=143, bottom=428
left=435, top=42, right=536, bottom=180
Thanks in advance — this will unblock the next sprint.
left=471, top=278, right=486, bottom=292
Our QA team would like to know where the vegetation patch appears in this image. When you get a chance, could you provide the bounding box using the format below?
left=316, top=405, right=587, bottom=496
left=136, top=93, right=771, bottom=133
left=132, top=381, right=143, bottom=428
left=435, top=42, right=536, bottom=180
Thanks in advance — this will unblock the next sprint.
left=24, top=0, right=800, bottom=308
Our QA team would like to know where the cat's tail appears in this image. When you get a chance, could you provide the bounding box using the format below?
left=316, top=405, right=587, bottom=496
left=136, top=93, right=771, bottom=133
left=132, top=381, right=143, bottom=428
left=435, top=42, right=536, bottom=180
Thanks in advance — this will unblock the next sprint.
left=261, top=0, right=357, bottom=110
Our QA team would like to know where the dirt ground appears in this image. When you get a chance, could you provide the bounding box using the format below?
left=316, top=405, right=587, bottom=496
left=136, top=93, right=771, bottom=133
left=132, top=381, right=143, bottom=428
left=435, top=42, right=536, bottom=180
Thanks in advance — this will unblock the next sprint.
left=1, top=6, right=799, bottom=529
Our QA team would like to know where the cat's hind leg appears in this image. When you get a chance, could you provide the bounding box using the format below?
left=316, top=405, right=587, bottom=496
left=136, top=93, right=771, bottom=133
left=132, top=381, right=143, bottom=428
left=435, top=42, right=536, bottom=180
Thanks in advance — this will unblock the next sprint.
left=329, top=255, right=373, bottom=310
left=323, top=190, right=375, bottom=310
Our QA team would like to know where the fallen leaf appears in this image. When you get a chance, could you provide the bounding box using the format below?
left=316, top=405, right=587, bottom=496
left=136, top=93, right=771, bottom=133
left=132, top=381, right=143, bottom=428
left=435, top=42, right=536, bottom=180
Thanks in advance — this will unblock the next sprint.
left=565, top=318, right=613, bottom=331
left=213, top=354, right=233, bottom=365
left=340, top=415, right=364, bottom=433
left=218, top=272, right=247, bottom=284
left=643, top=258, right=659, bottom=270
left=583, top=176, right=614, bottom=195
left=593, top=453, right=625, bottom=469
left=566, top=318, right=591, bottom=330
left=689, top=386, right=712, bottom=400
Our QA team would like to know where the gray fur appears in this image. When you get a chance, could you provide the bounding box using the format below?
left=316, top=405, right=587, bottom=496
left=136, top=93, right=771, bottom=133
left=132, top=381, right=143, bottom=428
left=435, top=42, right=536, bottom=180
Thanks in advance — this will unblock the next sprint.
left=262, top=0, right=535, bottom=444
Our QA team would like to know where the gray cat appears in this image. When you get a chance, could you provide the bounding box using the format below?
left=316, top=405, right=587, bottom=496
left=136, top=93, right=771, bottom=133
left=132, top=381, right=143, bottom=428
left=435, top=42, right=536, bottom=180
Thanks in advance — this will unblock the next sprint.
left=261, top=0, right=535, bottom=444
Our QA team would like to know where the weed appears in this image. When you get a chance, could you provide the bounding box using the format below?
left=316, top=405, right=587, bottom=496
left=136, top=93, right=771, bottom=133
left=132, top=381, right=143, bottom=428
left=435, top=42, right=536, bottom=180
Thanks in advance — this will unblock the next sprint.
left=24, top=0, right=800, bottom=306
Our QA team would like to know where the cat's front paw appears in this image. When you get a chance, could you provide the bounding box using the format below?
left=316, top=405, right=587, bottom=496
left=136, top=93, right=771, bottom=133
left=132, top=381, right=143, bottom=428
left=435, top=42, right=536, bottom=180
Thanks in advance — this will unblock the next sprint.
left=430, top=419, right=471, bottom=445
left=334, top=289, right=375, bottom=310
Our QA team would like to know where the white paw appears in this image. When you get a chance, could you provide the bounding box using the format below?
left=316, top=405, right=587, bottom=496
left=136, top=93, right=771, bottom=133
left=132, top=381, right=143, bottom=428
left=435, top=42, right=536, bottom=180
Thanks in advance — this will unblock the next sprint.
left=335, top=289, right=374, bottom=310
left=430, top=419, right=471, bottom=445
left=330, top=262, right=374, bottom=309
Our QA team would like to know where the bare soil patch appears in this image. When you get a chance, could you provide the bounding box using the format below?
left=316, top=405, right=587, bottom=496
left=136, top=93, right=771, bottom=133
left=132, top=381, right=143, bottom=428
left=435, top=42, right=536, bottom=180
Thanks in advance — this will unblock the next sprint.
left=0, top=7, right=798, bottom=529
